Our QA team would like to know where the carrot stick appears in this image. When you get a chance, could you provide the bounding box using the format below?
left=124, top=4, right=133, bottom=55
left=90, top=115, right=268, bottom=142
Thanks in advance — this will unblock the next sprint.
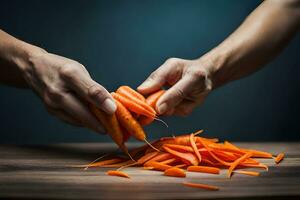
left=190, top=133, right=202, bottom=163
left=106, top=170, right=130, bottom=178
left=144, top=161, right=172, bottom=171
left=234, top=170, right=260, bottom=177
left=164, top=167, right=186, bottom=178
left=163, top=144, right=194, bottom=152
left=160, top=158, right=178, bottom=165
left=163, top=146, right=199, bottom=166
left=183, top=182, right=219, bottom=191
left=147, top=153, right=173, bottom=162
left=114, top=99, right=146, bottom=141
left=137, top=151, right=160, bottom=164
left=187, top=166, right=220, bottom=174
left=89, top=104, right=128, bottom=153
left=228, top=152, right=252, bottom=178
left=274, top=152, right=284, bottom=164
left=112, top=92, right=155, bottom=118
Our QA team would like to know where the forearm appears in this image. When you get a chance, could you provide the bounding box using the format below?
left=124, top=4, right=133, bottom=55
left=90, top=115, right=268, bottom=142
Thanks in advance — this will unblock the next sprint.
left=0, top=29, right=46, bottom=87
left=205, top=0, right=300, bottom=88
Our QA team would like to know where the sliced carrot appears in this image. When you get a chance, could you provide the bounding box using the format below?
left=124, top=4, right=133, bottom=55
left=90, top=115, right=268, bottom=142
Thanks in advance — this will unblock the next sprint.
left=164, top=167, right=186, bottom=178
left=163, top=144, right=194, bottom=152
left=228, top=152, right=252, bottom=178
left=183, top=182, right=219, bottom=191
left=187, top=166, right=220, bottom=174
left=137, top=151, right=160, bottom=164
left=160, top=158, right=178, bottom=165
left=274, top=152, right=284, bottom=164
left=234, top=170, right=260, bottom=177
left=163, top=146, right=199, bottom=166
left=147, top=152, right=173, bottom=162
left=190, top=133, right=202, bottom=163
left=107, top=170, right=130, bottom=178
left=144, top=161, right=172, bottom=171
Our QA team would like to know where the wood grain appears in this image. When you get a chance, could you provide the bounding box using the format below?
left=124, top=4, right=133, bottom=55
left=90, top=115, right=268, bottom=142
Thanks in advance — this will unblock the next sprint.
left=0, top=142, right=299, bottom=200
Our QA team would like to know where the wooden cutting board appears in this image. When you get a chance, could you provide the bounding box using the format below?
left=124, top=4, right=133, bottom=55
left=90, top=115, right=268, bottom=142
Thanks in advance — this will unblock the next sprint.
left=0, top=142, right=299, bottom=200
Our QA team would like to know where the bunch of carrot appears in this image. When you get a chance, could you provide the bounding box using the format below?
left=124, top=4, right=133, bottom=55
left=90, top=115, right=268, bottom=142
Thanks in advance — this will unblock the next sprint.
left=81, top=130, right=285, bottom=191
left=89, top=86, right=165, bottom=158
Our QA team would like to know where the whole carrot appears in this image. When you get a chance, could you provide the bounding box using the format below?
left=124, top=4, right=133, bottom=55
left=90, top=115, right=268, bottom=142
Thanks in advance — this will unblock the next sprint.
left=89, top=104, right=127, bottom=153
left=114, top=99, right=146, bottom=141
left=112, top=92, right=155, bottom=118
left=116, top=86, right=156, bottom=114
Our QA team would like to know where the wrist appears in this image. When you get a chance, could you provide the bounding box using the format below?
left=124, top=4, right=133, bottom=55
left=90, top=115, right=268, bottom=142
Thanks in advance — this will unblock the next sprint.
left=196, top=45, right=230, bottom=89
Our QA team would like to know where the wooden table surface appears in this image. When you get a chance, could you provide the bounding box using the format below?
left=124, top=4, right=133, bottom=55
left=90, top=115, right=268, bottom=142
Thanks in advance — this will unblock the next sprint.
left=0, top=142, right=300, bottom=200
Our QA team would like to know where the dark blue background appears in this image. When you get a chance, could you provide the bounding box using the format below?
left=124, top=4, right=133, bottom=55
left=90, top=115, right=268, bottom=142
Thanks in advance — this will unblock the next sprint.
left=0, top=0, right=299, bottom=143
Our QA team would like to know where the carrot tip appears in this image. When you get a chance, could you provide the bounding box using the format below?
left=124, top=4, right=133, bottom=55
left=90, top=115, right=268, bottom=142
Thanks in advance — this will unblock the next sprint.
left=154, top=117, right=169, bottom=128
left=144, top=139, right=161, bottom=152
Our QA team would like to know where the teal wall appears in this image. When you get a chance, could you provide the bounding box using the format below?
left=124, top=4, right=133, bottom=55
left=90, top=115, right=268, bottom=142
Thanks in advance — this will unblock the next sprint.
left=0, top=0, right=299, bottom=143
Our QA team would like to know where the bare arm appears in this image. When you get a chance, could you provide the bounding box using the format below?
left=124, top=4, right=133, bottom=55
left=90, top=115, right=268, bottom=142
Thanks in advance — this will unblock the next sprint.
left=0, top=29, right=116, bottom=132
left=138, top=0, right=300, bottom=116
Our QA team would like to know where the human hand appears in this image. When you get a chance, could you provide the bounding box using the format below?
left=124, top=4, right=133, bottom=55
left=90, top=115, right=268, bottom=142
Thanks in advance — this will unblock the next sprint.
left=138, top=57, right=216, bottom=116
left=22, top=51, right=116, bottom=132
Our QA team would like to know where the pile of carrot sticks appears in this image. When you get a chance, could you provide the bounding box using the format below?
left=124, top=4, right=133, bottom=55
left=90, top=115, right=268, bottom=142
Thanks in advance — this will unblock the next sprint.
left=81, top=130, right=284, bottom=191
left=86, top=86, right=285, bottom=190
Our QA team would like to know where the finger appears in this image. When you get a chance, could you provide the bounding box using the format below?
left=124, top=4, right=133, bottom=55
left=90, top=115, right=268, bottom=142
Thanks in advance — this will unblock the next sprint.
left=59, top=93, right=106, bottom=134
left=138, top=58, right=183, bottom=94
left=60, top=65, right=116, bottom=114
left=156, top=75, right=195, bottom=114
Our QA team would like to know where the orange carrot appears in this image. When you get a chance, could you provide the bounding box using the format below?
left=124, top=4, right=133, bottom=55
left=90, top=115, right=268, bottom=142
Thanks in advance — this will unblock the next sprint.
left=117, top=86, right=146, bottom=102
left=115, top=87, right=156, bottom=115
left=147, top=153, right=173, bottom=162
left=138, top=116, right=154, bottom=126
left=112, top=92, right=155, bottom=118
left=228, top=152, right=252, bottom=178
left=183, top=182, right=219, bottom=191
left=274, top=152, right=284, bottom=164
left=89, top=104, right=127, bottom=153
left=137, top=151, right=160, bottom=164
left=163, top=146, right=199, bottom=166
left=164, top=167, right=186, bottom=178
left=234, top=170, right=260, bottom=177
left=190, top=133, right=202, bottom=163
left=160, top=158, right=178, bottom=165
left=145, top=89, right=165, bottom=110
left=144, top=161, right=172, bottom=171
left=114, top=99, right=146, bottom=141
left=107, top=170, right=130, bottom=178
left=187, top=166, right=220, bottom=174
left=163, top=144, right=194, bottom=152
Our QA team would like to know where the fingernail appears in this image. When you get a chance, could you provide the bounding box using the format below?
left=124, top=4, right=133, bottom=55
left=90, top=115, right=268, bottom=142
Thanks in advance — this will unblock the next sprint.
left=138, top=81, right=152, bottom=89
left=158, top=103, right=168, bottom=114
left=102, top=98, right=117, bottom=114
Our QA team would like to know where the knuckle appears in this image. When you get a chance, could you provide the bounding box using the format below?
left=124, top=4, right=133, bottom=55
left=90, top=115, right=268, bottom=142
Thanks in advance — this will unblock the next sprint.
left=165, top=57, right=180, bottom=65
left=60, top=63, right=81, bottom=79
left=44, top=86, right=65, bottom=104
left=88, top=85, right=107, bottom=102
left=174, top=87, right=186, bottom=99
